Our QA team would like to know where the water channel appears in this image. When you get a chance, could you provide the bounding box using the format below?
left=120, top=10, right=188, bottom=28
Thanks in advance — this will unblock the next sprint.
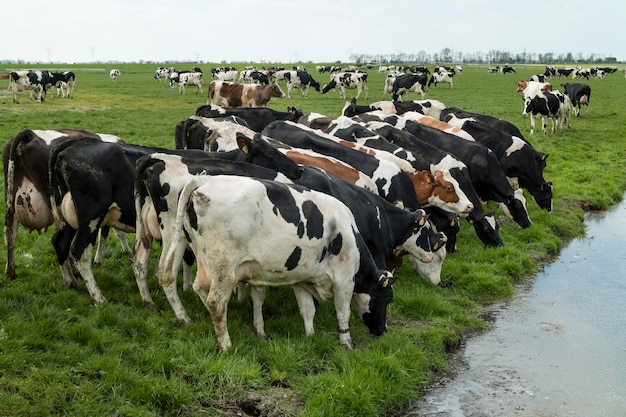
left=406, top=197, right=626, bottom=417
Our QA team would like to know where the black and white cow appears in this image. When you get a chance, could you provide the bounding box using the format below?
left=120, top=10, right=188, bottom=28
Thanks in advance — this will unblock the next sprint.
left=522, top=91, right=571, bottom=135
left=8, top=70, right=47, bottom=103
left=56, top=71, right=76, bottom=98
left=428, top=71, right=454, bottom=88
left=561, top=83, right=591, bottom=118
left=501, top=66, right=516, bottom=74
left=109, top=69, right=120, bottom=82
left=283, top=70, right=321, bottom=98
left=261, top=120, right=421, bottom=211
left=390, top=74, right=428, bottom=101
left=2, top=129, right=126, bottom=278
left=441, top=110, right=553, bottom=212
left=195, top=104, right=303, bottom=132
left=364, top=121, right=504, bottom=248
left=133, top=139, right=304, bottom=323
left=169, top=174, right=395, bottom=350
left=321, top=72, right=369, bottom=100
left=170, top=71, right=203, bottom=94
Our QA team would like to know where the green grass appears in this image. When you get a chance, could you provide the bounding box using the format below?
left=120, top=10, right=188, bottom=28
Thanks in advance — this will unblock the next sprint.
left=0, top=62, right=625, bottom=416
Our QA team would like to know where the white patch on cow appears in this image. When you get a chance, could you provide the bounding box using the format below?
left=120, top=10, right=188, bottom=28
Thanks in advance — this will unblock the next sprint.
left=505, top=136, right=526, bottom=156
left=95, top=133, right=123, bottom=143
left=31, top=130, right=70, bottom=145
left=427, top=170, right=473, bottom=217
left=409, top=245, right=447, bottom=285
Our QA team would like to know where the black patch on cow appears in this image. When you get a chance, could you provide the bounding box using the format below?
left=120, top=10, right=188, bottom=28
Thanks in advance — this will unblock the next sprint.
left=264, top=181, right=302, bottom=229
left=285, top=246, right=302, bottom=270
left=186, top=199, right=199, bottom=231
left=320, top=229, right=343, bottom=262
left=302, top=200, right=324, bottom=239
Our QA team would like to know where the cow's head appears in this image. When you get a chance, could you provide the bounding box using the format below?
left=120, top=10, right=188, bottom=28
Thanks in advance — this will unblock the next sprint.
left=353, top=270, right=395, bottom=336
left=468, top=211, right=503, bottom=247
left=321, top=80, right=337, bottom=94
left=269, top=83, right=286, bottom=98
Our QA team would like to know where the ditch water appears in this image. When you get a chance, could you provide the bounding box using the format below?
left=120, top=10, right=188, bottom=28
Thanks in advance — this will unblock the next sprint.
left=404, top=197, right=626, bottom=417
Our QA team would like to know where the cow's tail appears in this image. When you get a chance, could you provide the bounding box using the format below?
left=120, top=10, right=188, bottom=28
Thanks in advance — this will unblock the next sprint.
left=157, top=176, right=204, bottom=284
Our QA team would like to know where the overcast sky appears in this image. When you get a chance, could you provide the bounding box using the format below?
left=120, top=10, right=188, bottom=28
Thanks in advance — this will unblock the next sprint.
left=2, top=0, right=624, bottom=64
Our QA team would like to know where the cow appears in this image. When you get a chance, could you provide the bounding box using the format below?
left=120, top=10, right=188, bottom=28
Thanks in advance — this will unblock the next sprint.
left=501, top=66, right=516, bottom=74
left=167, top=174, right=395, bottom=350
left=283, top=70, right=321, bottom=98
left=390, top=74, right=428, bottom=100
left=321, top=72, right=369, bottom=100
left=261, top=121, right=422, bottom=211
left=239, top=69, right=269, bottom=84
left=56, top=71, right=76, bottom=98
left=366, top=99, right=446, bottom=119
left=170, top=71, right=203, bottom=94
left=436, top=106, right=527, bottom=142
left=572, top=67, right=590, bottom=80
left=391, top=116, right=532, bottom=229
left=557, top=68, right=574, bottom=78
left=208, top=81, right=285, bottom=107
left=8, top=70, right=47, bottom=103
left=428, top=71, right=454, bottom=88
left=522, top=91, right=571, bottom=135
left=516, top=80, right=553, bottom=99
left=530, top=74, right=546, bottom=83
left=195, top=104, right=303, bottom=132
left=109, top=69, right=120, bottom=82
left=212, top=69, right=238, bottom=81
left=133, top=135, right=304, bottom=323
left=2, top=129, right=126, bottom=278
left=441, top=111, right=551, bottom=212
left=154, top=67, right=172, bottom=82
left=562, top=83, right=591, bottom=118
left=364, top=121, right=504, bottom=248
left=487, top=66, right=500, bottom=74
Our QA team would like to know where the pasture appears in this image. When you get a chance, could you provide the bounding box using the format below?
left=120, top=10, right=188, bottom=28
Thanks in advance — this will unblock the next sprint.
left=0, top=62, right=625, bottom=416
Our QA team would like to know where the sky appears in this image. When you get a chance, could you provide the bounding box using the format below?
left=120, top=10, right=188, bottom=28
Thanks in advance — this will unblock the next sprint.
left=1, top=0, right=624, bottom=64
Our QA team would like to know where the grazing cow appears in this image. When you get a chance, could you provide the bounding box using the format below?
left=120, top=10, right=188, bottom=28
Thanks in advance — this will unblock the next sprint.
left=109, top=69, right=120, bottom=82
left=2, top=129, right=126, bottom=278
left=557, top=68, right=574, bottom=78
left=169, top=174, right=395, bottom=350
left=195, top=104, right=303, bottom=132
left=501, top=66, right=516, bottom=74
left=170, top=71, right=203, bottom=94
left=8, top=70, right=47, bottom=103
left=209, top=81, right=285, bottom=107
left=321, top=72, right=369, bottom=100
left=562, top=83, right=591, bottom=118
left=516, top=80, right=553, bottom=99
left=365, top=121, right=504, bottom=248
left=530, top=74, right=546, bottom=83
left=283, top=70, right=321, bottom=98
left=487, top=66, right=500, bottom=74
left=428, top=71, right=454, bottom=88
left=262, top=121, right=422, bottom=211
left=522, top=91, right=571, bottom=135
left=212, top=69, right=238, bottom=81
left=572, top=67, right=591, bottom=80
left=133, top=134, right=304, bottom=323
left=393, top=116, right=531, bottom=229
left=326, top=117, right=475, bottom=217
left=441, top=109, right=553, bottom=211
left=56, top=71, right=76, bottom=98
left=436, top=107, right=527, bottom=141
left=390, top=74, right=428, bottom=100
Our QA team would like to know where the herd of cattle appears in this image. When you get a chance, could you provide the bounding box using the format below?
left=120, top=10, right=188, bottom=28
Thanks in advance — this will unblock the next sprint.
left=2, top=62, right=610, bottom=350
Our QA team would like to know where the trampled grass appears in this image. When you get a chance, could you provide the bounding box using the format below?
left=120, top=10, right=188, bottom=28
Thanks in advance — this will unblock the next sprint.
left=0, top=62, right=625, bottom=416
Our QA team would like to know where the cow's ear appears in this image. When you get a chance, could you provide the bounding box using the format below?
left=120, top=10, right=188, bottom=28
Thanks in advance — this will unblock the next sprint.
left=542, top=153, right=549, bottom=161
left=236, top=132, right=252, bottom=153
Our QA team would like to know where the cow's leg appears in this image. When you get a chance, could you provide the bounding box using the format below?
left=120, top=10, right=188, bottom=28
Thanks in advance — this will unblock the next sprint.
left=287, top=84, right=293, bottom=99
left=4, top=206, right=19, bottom=278
left=363, top=84, right=369, bottom=99
left=72, top=242, right=107, bottom=303
left=51, top=226, right=81, bottom=287
left=250, top=285, right=267, bottom=338
left=131, top=227, right=158, bottom=310
left=292, top=285, right=317, bottom=336
left=333, top=280, right=353, bottom=350
left=93, top=227, right=110, bottom=265
left=529, top=116, right=536, bottom=135
left=155, top=237, right=193, bottom=323
left=541, top=116, right=548, bottom=135
left=182, top=249, right=195, bottom=291
left=206, top=282, right=233, bottom=351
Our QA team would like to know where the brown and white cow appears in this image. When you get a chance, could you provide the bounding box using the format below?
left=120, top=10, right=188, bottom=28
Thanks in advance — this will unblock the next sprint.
left=209, top=80, right=285, bottom=107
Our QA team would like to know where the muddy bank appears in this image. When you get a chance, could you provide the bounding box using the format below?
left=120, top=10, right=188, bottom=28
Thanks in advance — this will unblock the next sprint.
left=403, top=199, right=626, bottom=417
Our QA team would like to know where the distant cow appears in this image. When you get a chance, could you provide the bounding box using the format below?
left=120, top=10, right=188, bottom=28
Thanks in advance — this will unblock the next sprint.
left=516, top=80, right=553, bottom=99
left=109, top=69, right=120, bottom=82
left=500, top=66, right=516, bottom=74
left=208, top=81, right=285, bottom=107
left=562, top=83, right=591, bottom=118
left=283, top=70, right=321, bottom=98
left=8, top=70, right=47, bottom=103
left=522, top=91, right=571, bottom=134
left=428, top=71, right=454, bottom=88
left=170, top=71, right=203, bottom=94
left=390, top=74, right=428, bottom=100
left=321, top=72, right=369, bottom=100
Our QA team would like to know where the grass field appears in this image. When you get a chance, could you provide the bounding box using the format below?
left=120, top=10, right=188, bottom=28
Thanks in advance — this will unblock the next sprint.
left=0, top=62, right=625, bottom=416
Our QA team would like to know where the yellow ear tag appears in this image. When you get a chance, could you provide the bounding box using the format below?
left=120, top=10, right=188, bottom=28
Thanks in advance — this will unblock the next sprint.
left=469, top=219, right=474, bottom=225
left=450, top=220, right=455, bottom=227
left=382, top=278, right=389, bottom=288
left=433, top=242, right=439, bottom=250
left=241, top=144, right=249, bottom=153
left=419, top=217, right=425, bottom=226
